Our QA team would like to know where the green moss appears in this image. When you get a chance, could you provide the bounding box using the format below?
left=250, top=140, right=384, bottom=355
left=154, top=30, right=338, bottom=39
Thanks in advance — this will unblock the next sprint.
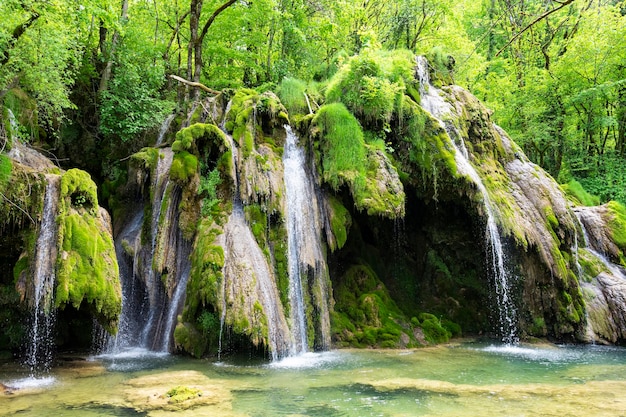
left=577, top=248, right=606, bottom=281
left=325, top=49, right=413, bottom=127
left=185, top=219, right=225, bottom=325
left=561, top=180, right=600, bottom=206
left=170, top=151, right=198, bottom=183
left=417, top=313, right=451, bottom=344
left=606, top=201, right=626, bottom=261
left=269, top=218, right=290, bottom=315
left=130, top=147, right=160, bottom=173
left=0, top=155, right=12, bottom=189
left=331, top=264, right=414, bottom=348
left=425, top=47, right=456, bottom=86
left=174, top=322, right=207, bottom=358
left=60, top=169, right=98, bottom=213
left=328, top=196, right=352, bottom=251
left=313, top=103, right=366, bottom=187
left=166, top=386, right=202, bottom=404
left=56, top=169, right=121, bottom=333
left=172, top=123, right=227, bottom=155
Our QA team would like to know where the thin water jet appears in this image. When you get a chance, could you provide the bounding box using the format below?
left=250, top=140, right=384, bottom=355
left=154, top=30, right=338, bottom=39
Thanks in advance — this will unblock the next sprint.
left=416, top=56, right=518, bottom=344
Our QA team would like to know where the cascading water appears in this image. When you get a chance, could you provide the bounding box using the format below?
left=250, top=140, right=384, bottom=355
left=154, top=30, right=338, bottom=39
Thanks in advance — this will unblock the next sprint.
left=155, top=113, right=176, bottom=146
left=416, top=56, right=518, bottom=344
left=108, top=147, right=186, bottom=354
left=26, top=175, right=60, bottom=375
left=218, top=118, right=292, bottom=360
left=282, top=125, right=331, bottom=354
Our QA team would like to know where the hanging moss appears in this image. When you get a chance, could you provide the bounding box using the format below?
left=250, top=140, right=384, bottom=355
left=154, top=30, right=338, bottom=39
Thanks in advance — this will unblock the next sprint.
left=327, top=196, right=352, bottom=252
left=130, top=147, right=160, bottom=174
left=170, top=151, right=198, bottom=183
left=313, top=103, right=366, bottom=189
left=0, top=155, right=11, bottom=189
left=56, top=169, right=121, bottom=333
left=185, top=219, right=225, bottom=324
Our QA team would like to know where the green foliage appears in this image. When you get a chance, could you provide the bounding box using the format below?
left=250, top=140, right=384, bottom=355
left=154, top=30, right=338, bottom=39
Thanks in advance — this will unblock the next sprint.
left=199, top=168, right=221, bottom=219
left=575, top=152, right=626, bottom=206
left=561, top=180, right=600, bottom=206
left=277, top=77, right=308, bottom=115
left=325, top=50, right=413, bottom=127
left=99, top=31, right=175, bottom=143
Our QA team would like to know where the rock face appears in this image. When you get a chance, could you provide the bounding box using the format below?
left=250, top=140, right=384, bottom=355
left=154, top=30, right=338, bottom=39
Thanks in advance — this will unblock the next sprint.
left=0, top=141, right=121, bottom=354
left=4, top=51, right=626, bottom=360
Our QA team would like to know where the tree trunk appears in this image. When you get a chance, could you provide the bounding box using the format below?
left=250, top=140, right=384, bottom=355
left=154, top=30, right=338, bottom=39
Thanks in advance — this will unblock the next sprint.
left=617, top=83, right=626, bottom=157
left=98, top=0, right=129, bottom=94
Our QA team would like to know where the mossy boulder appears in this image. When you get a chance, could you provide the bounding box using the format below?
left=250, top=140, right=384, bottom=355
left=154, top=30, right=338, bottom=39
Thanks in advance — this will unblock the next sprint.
left=56, top=169, right=121, bottom=333
left=332, top=264, right=449, bottom=348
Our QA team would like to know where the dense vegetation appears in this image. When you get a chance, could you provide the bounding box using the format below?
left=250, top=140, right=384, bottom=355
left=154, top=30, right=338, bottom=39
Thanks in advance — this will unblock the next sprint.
left=1, top=0, right=624, bottom=204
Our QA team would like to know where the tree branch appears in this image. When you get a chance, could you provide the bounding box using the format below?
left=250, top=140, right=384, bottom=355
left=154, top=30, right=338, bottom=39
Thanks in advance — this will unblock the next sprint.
left=495, top=0, right=575, bottom=57
left=198, top=0, right=238, bottom=44
left=169, top=74, right=220, bottom=95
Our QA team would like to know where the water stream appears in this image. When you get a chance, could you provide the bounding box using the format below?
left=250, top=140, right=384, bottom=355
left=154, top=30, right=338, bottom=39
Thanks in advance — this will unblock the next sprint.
left=25, top=175, right=60, bottom=376
left=219, top=112, right=292, bottom=360
left=416, top=56, right=518, bottom=344
left=282, top=125, right=330, bottom=354
left=155, top=113, right=176, bottom=146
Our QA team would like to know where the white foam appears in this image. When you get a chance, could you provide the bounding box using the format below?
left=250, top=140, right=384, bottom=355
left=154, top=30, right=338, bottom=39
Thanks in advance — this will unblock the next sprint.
left=481, top=344, right=581, bottom=362
left=268, top=351, right=341, bottom=370
left=6, top=376, right=56, bottom=390
left=93, top=347, right=169, bottom=361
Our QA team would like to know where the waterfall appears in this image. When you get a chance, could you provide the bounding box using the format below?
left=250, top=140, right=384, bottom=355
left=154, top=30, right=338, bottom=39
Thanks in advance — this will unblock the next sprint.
left=155, top=113, right=176, bottom=146
left=108, top=147, right=185, bottom=354
left=110, top=206, right=150, bottom=352
left=26, top=175, right=60, bottom=375
left=217, top=110, right=292, bottom=359
left=139, top=149, right=174, bottom=347
left=416, top=56, right=518, bottom=344
left=282, top=126, right=331, bottom=354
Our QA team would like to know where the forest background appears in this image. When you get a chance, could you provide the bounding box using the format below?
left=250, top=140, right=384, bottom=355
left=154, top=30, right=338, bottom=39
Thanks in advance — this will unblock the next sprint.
left=1, top=0, right=625, bottom=205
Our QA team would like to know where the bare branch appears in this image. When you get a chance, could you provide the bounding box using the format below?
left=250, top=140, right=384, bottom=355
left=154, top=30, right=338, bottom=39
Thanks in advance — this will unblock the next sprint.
left=169, top=74, right=220, bottom=95
left=496, top=0, right=576, bottom=57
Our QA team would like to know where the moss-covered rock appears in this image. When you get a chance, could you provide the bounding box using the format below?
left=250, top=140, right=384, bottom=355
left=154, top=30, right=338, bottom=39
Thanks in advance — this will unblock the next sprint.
left=331, top=264, right=452, bottom=348
left=312, top=103, right=405, bottom=218
left=56, top=169, right=121, bottom=333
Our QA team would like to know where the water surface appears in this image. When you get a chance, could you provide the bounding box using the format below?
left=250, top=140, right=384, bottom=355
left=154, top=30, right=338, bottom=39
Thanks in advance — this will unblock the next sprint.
left=2, top=342, right=626, bottom=416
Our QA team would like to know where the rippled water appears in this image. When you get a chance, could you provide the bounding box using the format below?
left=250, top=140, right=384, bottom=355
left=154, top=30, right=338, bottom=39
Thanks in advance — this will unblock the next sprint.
left=2, top=342, right=626, bottom=416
